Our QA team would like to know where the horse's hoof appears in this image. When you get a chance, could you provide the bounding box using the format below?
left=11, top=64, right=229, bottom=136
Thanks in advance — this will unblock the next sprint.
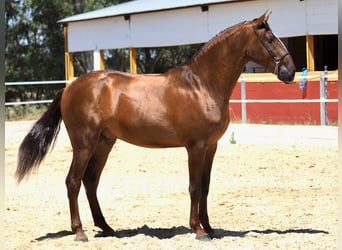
left=95, top=230, right=115, bottom=238
left=195, top=234, right=212, bottom=241
left=208, top=230, right=215, bottom=239
left=209, top=232, right=215, bottom=239
left=74, top=233, right=88, bottom=242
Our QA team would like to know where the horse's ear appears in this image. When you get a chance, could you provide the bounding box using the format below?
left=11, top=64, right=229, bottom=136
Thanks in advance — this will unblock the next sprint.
left=264, top=11, right=272, bottom=23
left=253, top=11, right=272, bottom=29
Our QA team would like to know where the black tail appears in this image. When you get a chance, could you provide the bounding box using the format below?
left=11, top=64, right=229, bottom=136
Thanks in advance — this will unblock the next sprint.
left=16, top=89, right=64, bottom=183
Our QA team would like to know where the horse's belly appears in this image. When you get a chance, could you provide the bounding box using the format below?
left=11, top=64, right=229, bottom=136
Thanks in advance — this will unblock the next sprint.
left=104, top=121, right=182, bottom=148
left=104, top=112, right=229, bottom=148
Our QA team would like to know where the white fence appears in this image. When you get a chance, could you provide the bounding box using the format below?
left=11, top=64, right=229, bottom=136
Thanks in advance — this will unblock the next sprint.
left=5, top=72, right=338, bottom=125
left=230, top=71, right=338, bottom=125
left=5, top=80, right=66, bottom=106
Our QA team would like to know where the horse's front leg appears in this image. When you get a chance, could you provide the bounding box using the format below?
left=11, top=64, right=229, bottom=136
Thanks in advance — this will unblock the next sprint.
left=186, top=143, right=211, bottom=240
left=199, top=142, right=217, bottom=238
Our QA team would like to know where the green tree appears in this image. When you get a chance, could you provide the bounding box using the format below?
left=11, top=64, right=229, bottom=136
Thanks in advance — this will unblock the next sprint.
left=84, top=0, right=129, bottom=12
left=136, top=44, right=203, bottom=74
left=5, top=0, right=73, bottom=81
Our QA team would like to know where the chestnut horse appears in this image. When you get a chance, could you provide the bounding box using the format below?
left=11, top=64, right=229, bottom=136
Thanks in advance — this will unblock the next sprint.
left=16, top=12, right=295, bottom=241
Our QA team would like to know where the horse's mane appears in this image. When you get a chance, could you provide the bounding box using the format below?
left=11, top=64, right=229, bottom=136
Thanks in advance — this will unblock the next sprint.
left=188, top=20, right=249, bottom=64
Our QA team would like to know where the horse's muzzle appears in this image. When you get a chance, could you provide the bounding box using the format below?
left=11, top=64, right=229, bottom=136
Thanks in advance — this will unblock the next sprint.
left=278, top=64, right=296, bottom=83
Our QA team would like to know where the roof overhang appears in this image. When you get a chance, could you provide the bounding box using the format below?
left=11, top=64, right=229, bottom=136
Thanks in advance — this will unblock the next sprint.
left=58, top=0, right=246, bottom=23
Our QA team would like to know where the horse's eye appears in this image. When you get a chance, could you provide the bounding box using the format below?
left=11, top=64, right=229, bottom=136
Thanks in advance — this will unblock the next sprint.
left=268, top=36, right=274, bottom=44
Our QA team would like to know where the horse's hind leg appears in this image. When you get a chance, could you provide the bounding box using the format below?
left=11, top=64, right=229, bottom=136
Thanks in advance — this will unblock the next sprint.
left=82, top=138, right=116, bottom=237
left=66, top=146, right=94, bottom=242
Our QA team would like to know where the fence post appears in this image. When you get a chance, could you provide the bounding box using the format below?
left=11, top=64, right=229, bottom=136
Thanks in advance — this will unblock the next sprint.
left=319, top=66, right=328, bottom=125
left=324, top=66, right=330, bottom=125
left=240, top=76, right=247, bottom=124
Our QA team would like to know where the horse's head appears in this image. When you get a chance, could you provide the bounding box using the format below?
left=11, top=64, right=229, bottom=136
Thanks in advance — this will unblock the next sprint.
left=246, top=12, right=296, bottom=83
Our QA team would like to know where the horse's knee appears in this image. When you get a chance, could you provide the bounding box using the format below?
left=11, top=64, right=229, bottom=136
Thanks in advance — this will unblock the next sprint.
left=189, top=184, right=202, bottom=199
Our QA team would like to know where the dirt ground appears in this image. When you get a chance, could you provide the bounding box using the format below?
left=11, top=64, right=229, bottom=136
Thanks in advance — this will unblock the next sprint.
left=5, top=121, right=338, bottom=249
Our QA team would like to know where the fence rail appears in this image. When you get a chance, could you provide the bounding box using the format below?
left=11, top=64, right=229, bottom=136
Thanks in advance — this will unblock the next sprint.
left=5, top=80, right=67, bottom=86
left=5, top=72, right=338, bottom=125
left=230, top=99, right=338, bottom=103
left=5, top=80, right=66, bottom=106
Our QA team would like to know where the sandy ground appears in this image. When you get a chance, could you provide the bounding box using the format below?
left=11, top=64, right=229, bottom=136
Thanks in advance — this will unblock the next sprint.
left=5, top=121, right=338, bottom=249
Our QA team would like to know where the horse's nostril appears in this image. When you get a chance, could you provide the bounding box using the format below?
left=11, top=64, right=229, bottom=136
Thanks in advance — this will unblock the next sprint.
left=278, top=65, right=295, bottom=83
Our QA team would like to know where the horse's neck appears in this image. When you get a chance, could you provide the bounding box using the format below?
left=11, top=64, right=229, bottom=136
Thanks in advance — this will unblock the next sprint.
left=188, top=26, right=250, bottom=100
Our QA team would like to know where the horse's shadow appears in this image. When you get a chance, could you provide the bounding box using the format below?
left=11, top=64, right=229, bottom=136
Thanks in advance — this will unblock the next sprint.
left=35, top=225, right=329, bottom=241
left=212, top=228, right=329, bottom=238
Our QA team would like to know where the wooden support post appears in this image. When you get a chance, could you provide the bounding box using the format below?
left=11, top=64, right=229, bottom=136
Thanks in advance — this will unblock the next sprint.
left=65, top=52, right=74, bottom=82
left=100, top=49, right=105, bottom=70
left=64, top=25, right=74, bottom=83
left=306, top=35, right=315, bottom=71
left=129, top=48, right=137, bottom=74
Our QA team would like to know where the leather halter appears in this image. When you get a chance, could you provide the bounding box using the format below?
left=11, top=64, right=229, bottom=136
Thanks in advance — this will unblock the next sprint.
left=253, top=26, right=290, bottom=75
